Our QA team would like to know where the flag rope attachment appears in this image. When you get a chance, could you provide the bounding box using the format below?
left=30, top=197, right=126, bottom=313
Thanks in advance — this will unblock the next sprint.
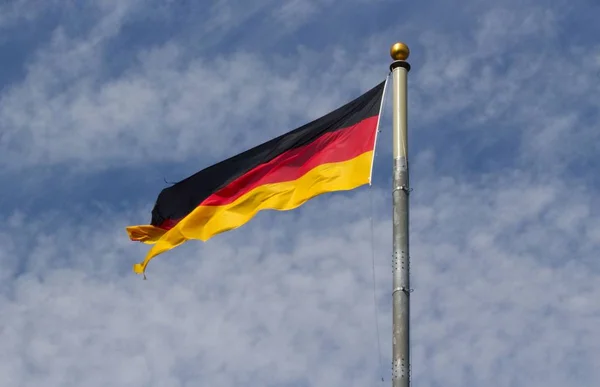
left=369, top=182, right=385, bottom=384
left=368, top=74, right=389, bottom=383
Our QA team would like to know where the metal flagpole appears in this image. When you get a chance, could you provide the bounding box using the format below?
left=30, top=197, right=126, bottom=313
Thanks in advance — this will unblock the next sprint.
left=389, top=42, right=411, bottom=387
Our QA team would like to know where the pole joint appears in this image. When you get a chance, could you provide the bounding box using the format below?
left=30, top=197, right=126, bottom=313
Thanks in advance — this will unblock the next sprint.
left=393, top=185, right=412, bottom=195
left=389, top=61, right=411, bottom=72
left=392, top=286, right=414, bottom=296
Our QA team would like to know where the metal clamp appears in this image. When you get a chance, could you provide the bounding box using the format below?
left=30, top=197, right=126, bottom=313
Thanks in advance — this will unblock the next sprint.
left=392, top=286, right=414, bottom=295
left=393, top=185, right=412, bottom=195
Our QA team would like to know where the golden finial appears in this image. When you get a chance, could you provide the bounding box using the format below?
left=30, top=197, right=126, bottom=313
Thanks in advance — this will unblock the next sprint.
left=390, top=42, right=410, bottom=61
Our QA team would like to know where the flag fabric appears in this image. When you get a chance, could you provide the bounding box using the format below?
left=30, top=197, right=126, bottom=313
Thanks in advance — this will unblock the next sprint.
left=126, top=79, right=388, bottom=275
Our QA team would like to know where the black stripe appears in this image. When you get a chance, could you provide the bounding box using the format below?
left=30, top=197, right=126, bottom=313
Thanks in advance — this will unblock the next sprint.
left=151, top=80, right=386, bottom=226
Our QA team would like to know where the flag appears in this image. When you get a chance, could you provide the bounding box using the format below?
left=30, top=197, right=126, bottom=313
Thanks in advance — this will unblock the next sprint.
left=126, top=79, right=388, bottom=275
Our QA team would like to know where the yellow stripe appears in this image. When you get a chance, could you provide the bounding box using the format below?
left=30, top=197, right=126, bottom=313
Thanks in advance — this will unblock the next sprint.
left=130, top=151, right=373, bottom=274
left=126, top=224, right=168, bottom=244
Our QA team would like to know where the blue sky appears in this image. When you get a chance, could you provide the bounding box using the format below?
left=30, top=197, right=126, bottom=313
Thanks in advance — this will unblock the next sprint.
left=1, top=1, right=599, bottom=386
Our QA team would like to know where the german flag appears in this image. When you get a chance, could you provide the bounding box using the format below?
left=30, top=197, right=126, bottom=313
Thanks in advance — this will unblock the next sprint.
left=126, top=80, right=387, bottom=275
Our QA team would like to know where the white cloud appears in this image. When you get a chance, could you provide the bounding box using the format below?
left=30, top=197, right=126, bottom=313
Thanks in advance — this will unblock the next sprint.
left=0, top=0, right=393, bottom=173
left=2, top=0, right=600, bottom=386
left=3, top=3, right=598, bottom=176
left=0, top=36, right=386, bottom=172
left=1, top=168, right=600, bottom=386
left=0, top=0, right=56, bottom=29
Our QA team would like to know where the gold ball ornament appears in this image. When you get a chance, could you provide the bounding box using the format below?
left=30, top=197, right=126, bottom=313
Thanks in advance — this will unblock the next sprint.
left=390, top=42, right=410, bottom=61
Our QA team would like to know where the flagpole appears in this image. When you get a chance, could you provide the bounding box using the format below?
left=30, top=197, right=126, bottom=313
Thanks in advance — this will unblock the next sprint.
left=390, top=42, right=411, bottom=387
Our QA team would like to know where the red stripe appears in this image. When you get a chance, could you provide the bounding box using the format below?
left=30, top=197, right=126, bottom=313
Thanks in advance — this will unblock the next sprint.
left=156, top=115, right=378, bottom=230
left=202, top=115, right=378, bottom=206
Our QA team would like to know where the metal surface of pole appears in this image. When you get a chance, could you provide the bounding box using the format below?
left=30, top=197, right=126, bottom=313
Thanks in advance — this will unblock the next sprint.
left=389, top=42, right=411, bottom=387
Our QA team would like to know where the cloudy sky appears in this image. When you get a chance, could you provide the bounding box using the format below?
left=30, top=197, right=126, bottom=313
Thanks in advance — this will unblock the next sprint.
left=1, top=0, right=599, bottom=386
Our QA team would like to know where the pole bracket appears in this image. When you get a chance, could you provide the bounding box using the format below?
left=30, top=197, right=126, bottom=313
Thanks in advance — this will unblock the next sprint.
left=392, top=286, right=414, bottom=296
left=393, top=185, right=412, bottom=195
left=390, top=60, right=411, bottom=72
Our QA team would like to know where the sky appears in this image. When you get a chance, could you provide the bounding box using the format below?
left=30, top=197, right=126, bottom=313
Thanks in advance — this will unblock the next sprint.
left=1, top=0, right=599, bottom=386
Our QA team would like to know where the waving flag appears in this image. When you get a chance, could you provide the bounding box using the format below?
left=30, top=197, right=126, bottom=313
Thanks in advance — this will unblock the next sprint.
left=126, top=80, right=387, bottom=275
